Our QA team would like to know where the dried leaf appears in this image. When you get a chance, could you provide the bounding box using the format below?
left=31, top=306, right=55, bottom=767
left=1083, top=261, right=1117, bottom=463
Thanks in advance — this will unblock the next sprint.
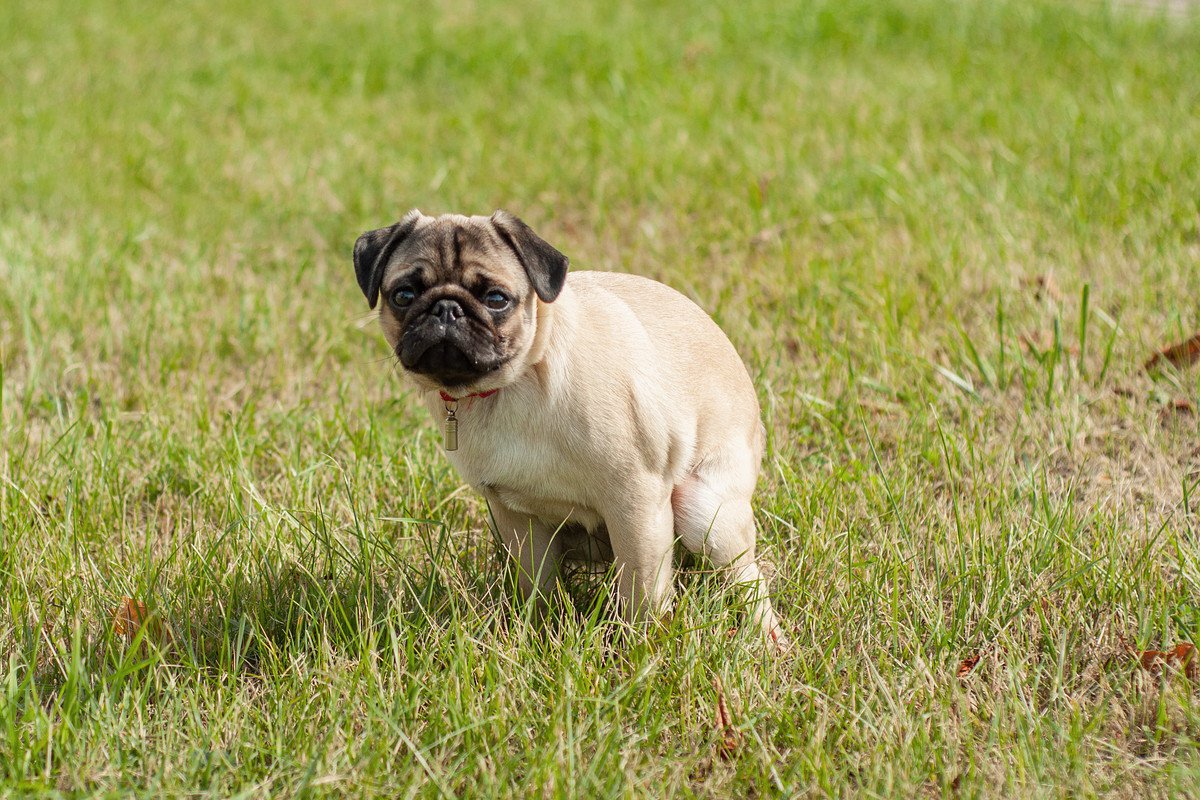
left=956, top=653, right=982, bottom=678
left=112, top=598, right=148, bottom=638
left=1179, top=644, right=1200, bottom=682
left=1139, top=649, right=1167, bottom=671
left=1134, top=641, right=1197, bottom=680
left=1160, top=398, right=1196, bottom=421
left=712, top=677, right=741, bottom=760
left=111, top=597, right=172, bottom=648
left=1145, top=333, right=1200, bottom=372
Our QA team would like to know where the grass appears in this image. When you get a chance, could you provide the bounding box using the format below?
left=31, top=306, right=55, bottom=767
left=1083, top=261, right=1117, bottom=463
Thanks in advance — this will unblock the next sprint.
left=2, top=0, right=1200, bottom=795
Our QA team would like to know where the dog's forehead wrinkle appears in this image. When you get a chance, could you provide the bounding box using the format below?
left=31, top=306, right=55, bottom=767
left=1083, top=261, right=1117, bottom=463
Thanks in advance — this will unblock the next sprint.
left=398, top=221, right=524, bottom=291
left=382, top=230, right=444, bottom=283
left=381, top=260, right=432, bottom=293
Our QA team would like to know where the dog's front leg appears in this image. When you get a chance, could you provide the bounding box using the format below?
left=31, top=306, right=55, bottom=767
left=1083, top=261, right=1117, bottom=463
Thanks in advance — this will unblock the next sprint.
left=606, top=496, right=676, bottom=624
left=484, top=492, right=562, bottom=611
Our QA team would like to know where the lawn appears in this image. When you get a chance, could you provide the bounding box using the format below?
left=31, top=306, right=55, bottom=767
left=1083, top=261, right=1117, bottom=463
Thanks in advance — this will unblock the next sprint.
left=2, top=0, right=1200, bottom=796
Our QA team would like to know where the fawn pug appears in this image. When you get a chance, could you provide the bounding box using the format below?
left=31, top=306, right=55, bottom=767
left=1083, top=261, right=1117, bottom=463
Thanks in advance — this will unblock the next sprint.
left=353, top=210, right=781, bottom=640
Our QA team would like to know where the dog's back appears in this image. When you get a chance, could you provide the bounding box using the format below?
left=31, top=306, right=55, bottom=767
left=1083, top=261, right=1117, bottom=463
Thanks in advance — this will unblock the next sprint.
left=567, top=270, right=763, bottom=470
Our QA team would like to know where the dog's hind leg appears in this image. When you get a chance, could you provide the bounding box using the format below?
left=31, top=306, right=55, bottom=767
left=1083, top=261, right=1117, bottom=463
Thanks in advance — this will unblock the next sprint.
left=673, top=462, right=783, bottom=643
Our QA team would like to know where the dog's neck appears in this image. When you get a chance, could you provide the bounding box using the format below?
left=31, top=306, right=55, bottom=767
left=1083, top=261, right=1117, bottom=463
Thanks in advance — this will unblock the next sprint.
left=439, top=388, right=498, bottom=402
left=525, top=289, right=562, bottom=369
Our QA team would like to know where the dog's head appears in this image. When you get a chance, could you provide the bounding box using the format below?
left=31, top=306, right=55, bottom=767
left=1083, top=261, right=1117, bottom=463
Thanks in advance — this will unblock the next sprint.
left=353, top=210, right=568, bottom=394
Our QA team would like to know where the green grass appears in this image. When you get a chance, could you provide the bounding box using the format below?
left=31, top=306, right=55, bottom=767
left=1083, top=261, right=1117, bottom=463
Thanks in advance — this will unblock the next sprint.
left=2, top=0, right=1200, bottom=796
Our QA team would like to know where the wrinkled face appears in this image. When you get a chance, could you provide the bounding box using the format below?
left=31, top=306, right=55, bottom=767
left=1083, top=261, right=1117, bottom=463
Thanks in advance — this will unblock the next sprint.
left=381, top=216, right=533, bottom=390
left=353, top=211, right=568, bottom=394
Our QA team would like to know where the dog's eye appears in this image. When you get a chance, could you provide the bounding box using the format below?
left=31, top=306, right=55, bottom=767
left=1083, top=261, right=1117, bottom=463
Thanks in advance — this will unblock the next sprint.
left=390, top=287, right=416, bottom=308
left=483, top=290, right=510, bottom=310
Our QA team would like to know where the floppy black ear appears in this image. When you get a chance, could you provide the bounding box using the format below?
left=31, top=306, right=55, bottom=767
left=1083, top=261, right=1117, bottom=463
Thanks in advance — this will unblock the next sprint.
left=353, top=210, right=421, bottom=309
left=490, top=211, right=569, bottom=303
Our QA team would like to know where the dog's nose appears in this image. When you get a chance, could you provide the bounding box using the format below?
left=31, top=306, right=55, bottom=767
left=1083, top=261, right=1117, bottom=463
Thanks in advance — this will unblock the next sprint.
left=430, top=298, right=464, bottom=324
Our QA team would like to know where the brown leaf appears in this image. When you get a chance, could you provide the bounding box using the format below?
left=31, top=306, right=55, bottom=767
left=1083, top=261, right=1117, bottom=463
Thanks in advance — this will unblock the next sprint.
left=112, top=598, right=148, bottom=637
left=1139, top=649, right=1168, bottom=672
left=1145, top=333, right=1200, bottom=372
left=111, top=597, right=172, bottom=648
left=712, top=676, right=741, bottom=760
left=1161, top=398, right=1196, bottom=418
left=956, top=653, right=982, bottom=678
left=1135, top=642, right=1197, bottom=679
left=1180, top=644, right=1200, bottom=682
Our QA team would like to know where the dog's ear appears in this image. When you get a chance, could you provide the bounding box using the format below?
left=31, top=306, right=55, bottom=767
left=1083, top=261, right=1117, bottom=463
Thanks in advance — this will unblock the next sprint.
left=490, top=211, right=569, bottom=303
left=353, top=210, right=422, bottom=309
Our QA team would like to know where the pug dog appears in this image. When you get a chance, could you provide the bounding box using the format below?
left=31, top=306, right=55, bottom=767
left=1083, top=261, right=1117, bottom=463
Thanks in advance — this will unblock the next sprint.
left=353, top=210, right=782, bottom=640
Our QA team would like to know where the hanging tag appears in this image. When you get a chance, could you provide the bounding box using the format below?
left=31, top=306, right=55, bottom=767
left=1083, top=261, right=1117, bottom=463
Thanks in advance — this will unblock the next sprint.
left=443, top=400, right=459, bottom=451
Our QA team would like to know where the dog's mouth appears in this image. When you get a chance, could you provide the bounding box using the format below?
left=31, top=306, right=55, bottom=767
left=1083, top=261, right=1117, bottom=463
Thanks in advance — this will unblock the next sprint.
left=398, top=322, right=507, bottom=388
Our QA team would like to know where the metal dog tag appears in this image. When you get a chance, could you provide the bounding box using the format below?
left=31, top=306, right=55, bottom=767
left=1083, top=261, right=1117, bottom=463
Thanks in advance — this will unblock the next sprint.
left=443, top=401, right=459, bottom=451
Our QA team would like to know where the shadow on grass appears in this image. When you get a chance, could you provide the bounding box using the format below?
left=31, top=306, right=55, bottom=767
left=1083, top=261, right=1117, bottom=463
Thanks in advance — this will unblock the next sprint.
left=171, top=524, right=630, bottom=675
left=6, top=520, right=730, bottom=722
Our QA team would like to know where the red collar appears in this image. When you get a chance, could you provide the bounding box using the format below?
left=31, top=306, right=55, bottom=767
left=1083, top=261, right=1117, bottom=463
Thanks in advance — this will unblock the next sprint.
left=439, top=389, right=499, bottom=402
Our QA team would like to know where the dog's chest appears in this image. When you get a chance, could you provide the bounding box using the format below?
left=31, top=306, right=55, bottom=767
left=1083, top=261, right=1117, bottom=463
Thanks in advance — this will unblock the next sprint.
left=486, top=485, right=604, bottom=531
left=441, top=403, right=605, bottom=529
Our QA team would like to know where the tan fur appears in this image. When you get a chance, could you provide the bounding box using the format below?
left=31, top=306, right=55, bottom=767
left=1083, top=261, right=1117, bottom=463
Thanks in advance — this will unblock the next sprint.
left=367, top=212, right=781, bottom=638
